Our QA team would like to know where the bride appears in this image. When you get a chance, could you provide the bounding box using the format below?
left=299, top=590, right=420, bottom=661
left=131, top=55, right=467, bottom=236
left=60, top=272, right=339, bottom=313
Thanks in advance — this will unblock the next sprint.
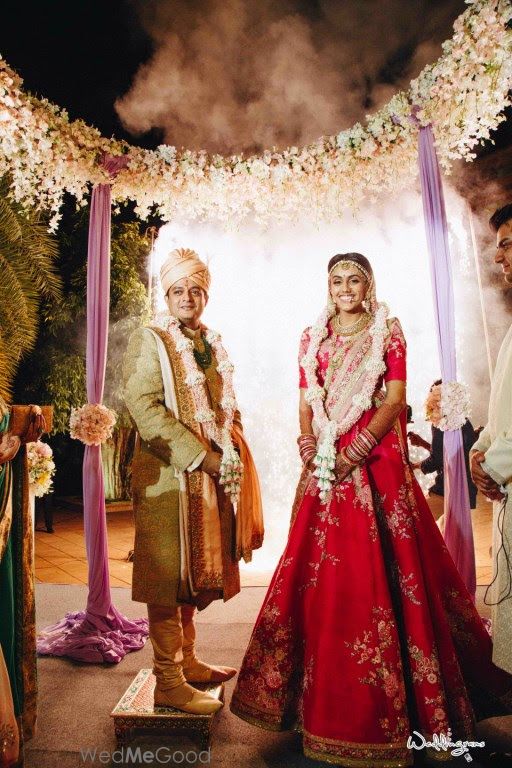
left=230, top=252, right=512, bottom=767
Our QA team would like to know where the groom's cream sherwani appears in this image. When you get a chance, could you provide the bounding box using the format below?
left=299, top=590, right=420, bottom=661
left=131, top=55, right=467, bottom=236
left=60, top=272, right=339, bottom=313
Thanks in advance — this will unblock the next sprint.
left=473, top=322, right=512, bottom=674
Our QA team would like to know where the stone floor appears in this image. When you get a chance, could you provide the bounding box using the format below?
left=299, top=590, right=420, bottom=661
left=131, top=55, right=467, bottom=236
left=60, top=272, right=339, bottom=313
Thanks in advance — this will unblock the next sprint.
left=34, top=493, right=495, bottom=588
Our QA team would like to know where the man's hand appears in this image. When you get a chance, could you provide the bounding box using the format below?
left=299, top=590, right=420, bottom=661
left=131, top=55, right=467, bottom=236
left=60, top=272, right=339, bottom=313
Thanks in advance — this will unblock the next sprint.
left=0, top=433, right=21, bottom=464
left=22, top=405, right=45, bottom=444
left=408, top=431, right=431, bottom=451
left=200, top=450, right=222, bottom=477
left=470, top=450, right=504, bottom=500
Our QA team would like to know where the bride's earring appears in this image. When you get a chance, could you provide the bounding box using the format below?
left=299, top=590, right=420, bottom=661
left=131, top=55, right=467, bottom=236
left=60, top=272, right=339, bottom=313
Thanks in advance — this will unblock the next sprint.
left=362, top=286, right=371, bottom=312
left=327, top=295, right=336, bottom=314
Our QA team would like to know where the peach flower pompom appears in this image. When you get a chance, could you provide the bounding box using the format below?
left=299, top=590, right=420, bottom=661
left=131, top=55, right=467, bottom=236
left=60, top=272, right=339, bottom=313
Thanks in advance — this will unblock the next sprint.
left=69, top=403, right=117, bottom=446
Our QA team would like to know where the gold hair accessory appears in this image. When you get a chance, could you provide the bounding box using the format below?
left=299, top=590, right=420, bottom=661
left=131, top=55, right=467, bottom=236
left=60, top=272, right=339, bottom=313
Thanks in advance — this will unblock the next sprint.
left=329, top=260, right=371, bottom=282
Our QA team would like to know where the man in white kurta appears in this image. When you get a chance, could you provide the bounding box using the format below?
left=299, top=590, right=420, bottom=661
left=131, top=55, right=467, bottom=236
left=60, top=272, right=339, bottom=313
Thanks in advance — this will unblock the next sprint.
left=471, top=203, right=512, bottom=675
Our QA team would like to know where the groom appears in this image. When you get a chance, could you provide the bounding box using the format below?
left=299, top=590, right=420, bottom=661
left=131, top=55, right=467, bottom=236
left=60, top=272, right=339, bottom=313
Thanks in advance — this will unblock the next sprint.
left=471, top=203, right=512, bottom=675
left=124, top=248, right=263, bottom=715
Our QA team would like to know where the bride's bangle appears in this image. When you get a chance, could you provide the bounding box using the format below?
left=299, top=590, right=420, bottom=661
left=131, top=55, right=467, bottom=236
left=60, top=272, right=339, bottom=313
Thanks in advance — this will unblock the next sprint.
left=298, top=434, right=317, bottom=465
left=345, top=428, right=377, bottom=464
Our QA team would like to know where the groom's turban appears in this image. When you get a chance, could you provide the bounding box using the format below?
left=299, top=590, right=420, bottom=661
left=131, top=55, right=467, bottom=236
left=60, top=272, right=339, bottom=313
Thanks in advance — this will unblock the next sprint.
left=160, top=248, right=211, bottom=296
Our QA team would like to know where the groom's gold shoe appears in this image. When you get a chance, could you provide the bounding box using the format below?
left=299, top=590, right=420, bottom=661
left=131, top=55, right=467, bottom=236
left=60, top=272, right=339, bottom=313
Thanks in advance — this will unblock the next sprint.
left=180, top=603, right=237, bottom=683
left=154, top=681, right=223, bottom=715
left=182, top=660, right=237, bottom=684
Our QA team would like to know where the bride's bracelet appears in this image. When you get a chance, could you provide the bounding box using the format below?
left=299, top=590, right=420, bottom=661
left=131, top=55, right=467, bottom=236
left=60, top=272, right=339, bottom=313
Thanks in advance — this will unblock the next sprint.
left=297, top=434, right=317, bottom=466
left=345, top=428, right=378, bottom=465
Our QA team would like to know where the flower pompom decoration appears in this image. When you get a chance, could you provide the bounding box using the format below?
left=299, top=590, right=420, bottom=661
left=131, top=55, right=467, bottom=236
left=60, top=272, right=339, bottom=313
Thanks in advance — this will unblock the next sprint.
left=69, top=403, right=117, bottom=446
left=425, top=382, right=470, bottom=432
left=27, top=440, right=56, bottom=497
left=439, top=381, right=471, bottom=432
left=425, top=385, right=442, bottom=427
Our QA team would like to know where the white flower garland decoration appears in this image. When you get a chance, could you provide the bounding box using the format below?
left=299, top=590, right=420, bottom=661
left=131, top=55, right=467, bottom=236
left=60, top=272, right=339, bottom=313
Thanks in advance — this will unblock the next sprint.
left=166, top=316, right=243, bottom=503
left=0, top=1, right=510, bottom=228
left=302, top=303, right=389, bottom=501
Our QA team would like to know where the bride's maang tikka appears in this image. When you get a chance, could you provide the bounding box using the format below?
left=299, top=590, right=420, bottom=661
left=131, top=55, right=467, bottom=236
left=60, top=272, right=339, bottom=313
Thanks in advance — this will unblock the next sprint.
left=328, top=259, right=371, bottom=283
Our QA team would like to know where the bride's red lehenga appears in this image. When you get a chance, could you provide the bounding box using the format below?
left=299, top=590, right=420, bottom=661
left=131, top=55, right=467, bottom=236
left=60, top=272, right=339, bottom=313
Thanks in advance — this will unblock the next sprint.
left=231, top=318, right=512, bottom=767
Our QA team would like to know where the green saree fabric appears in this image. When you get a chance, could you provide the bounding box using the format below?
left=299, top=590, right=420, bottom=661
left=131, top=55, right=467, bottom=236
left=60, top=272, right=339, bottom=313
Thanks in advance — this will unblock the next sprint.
left=0, top=412, right=37, bottom=741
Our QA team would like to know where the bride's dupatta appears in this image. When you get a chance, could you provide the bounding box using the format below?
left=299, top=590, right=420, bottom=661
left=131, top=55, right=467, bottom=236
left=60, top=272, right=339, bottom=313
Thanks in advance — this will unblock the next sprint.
left=323, top=328, right=375, bottom=433
left=291, top=322, right=391, bottom=529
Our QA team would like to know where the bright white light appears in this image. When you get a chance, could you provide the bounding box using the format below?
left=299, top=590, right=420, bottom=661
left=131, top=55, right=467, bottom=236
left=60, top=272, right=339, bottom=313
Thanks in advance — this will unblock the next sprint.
left=152, top=189, right=485, bottom=572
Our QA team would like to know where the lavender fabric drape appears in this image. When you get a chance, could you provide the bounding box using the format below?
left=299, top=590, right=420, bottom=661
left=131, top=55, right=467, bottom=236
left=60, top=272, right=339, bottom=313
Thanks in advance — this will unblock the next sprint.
left=37, top=155, right=148, bottom=662
left=418, top=125, right=476, bottom=600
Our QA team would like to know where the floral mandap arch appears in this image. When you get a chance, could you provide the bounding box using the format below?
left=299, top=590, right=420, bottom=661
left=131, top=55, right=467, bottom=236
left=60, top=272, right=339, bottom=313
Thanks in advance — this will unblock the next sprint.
left=1, top=0, right=510, bottom=661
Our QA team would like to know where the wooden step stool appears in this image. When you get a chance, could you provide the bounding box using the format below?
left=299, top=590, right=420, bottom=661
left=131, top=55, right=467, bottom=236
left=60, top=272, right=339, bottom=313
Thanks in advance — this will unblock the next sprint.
left=111, top=668, right=224, bottom=750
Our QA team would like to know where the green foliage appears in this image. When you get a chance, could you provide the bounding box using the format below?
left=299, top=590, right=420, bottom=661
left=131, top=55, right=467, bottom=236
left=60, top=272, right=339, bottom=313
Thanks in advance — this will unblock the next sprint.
left=0, top=176, right=62, bottom=401
left=44, top=351, right=87, bottom=434
left=110, top=225, right=151, bottom=321
left=15, top=207, right=150, bottom=434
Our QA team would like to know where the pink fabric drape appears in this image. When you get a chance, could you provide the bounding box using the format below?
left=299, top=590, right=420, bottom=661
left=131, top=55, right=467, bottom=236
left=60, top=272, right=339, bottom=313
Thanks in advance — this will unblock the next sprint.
left=37, top=155, right=148, bottom=662
left=418, top=125, right=476, bottom=600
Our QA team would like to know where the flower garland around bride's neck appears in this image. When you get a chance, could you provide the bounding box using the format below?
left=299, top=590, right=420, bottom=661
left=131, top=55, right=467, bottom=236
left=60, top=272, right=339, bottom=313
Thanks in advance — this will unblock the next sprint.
left=164, top=314, right=243, bottom=503
left=301, top=301, right=389, bottom=501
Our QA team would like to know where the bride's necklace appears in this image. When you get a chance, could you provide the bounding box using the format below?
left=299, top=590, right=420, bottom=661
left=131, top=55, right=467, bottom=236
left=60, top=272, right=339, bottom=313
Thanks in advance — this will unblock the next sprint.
left=332, top=311, right=370, bottom=337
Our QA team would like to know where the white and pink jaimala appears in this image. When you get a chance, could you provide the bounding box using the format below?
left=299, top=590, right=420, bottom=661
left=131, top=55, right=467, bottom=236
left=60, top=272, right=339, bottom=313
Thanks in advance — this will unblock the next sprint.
left=166, top=316, right=243, bottom=503
left=302, top=303, right=389, bottom=501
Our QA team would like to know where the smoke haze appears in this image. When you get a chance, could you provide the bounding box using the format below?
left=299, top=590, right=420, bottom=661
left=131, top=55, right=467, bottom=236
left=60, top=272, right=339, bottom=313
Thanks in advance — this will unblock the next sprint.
left=116, top=0, right=463, bottom=153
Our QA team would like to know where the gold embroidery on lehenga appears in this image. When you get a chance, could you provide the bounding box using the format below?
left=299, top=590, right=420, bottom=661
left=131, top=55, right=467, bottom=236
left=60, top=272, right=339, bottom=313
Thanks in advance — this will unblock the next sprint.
left=406, top=641, right=451, bottom=732
left=407, top=642, right=441, bottom=685
left=423, top=694, right=450, bottom=733
left=303, top=733, right=412, bottom=768
left=300, top=504, right=340, bottom=592
left=353, top=467, right=378, bottom=541
left=295, top=651, right=315, bottom=729
left=442, top=589, right=479, bottom=648
left=300, top=561, right=321, bottom=592
left=303, top=655, right=314, bottom=693
left=345, top=607, right=408, bottom=742
left=383, top=484, right=418, bottom=540
left=271, top=556, right=293, bottom=597
left=397, top=568, right=421, bottom=606
left=231, top=576, right=302, bottom=730
left=334, top=481, right=348, bottom=503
